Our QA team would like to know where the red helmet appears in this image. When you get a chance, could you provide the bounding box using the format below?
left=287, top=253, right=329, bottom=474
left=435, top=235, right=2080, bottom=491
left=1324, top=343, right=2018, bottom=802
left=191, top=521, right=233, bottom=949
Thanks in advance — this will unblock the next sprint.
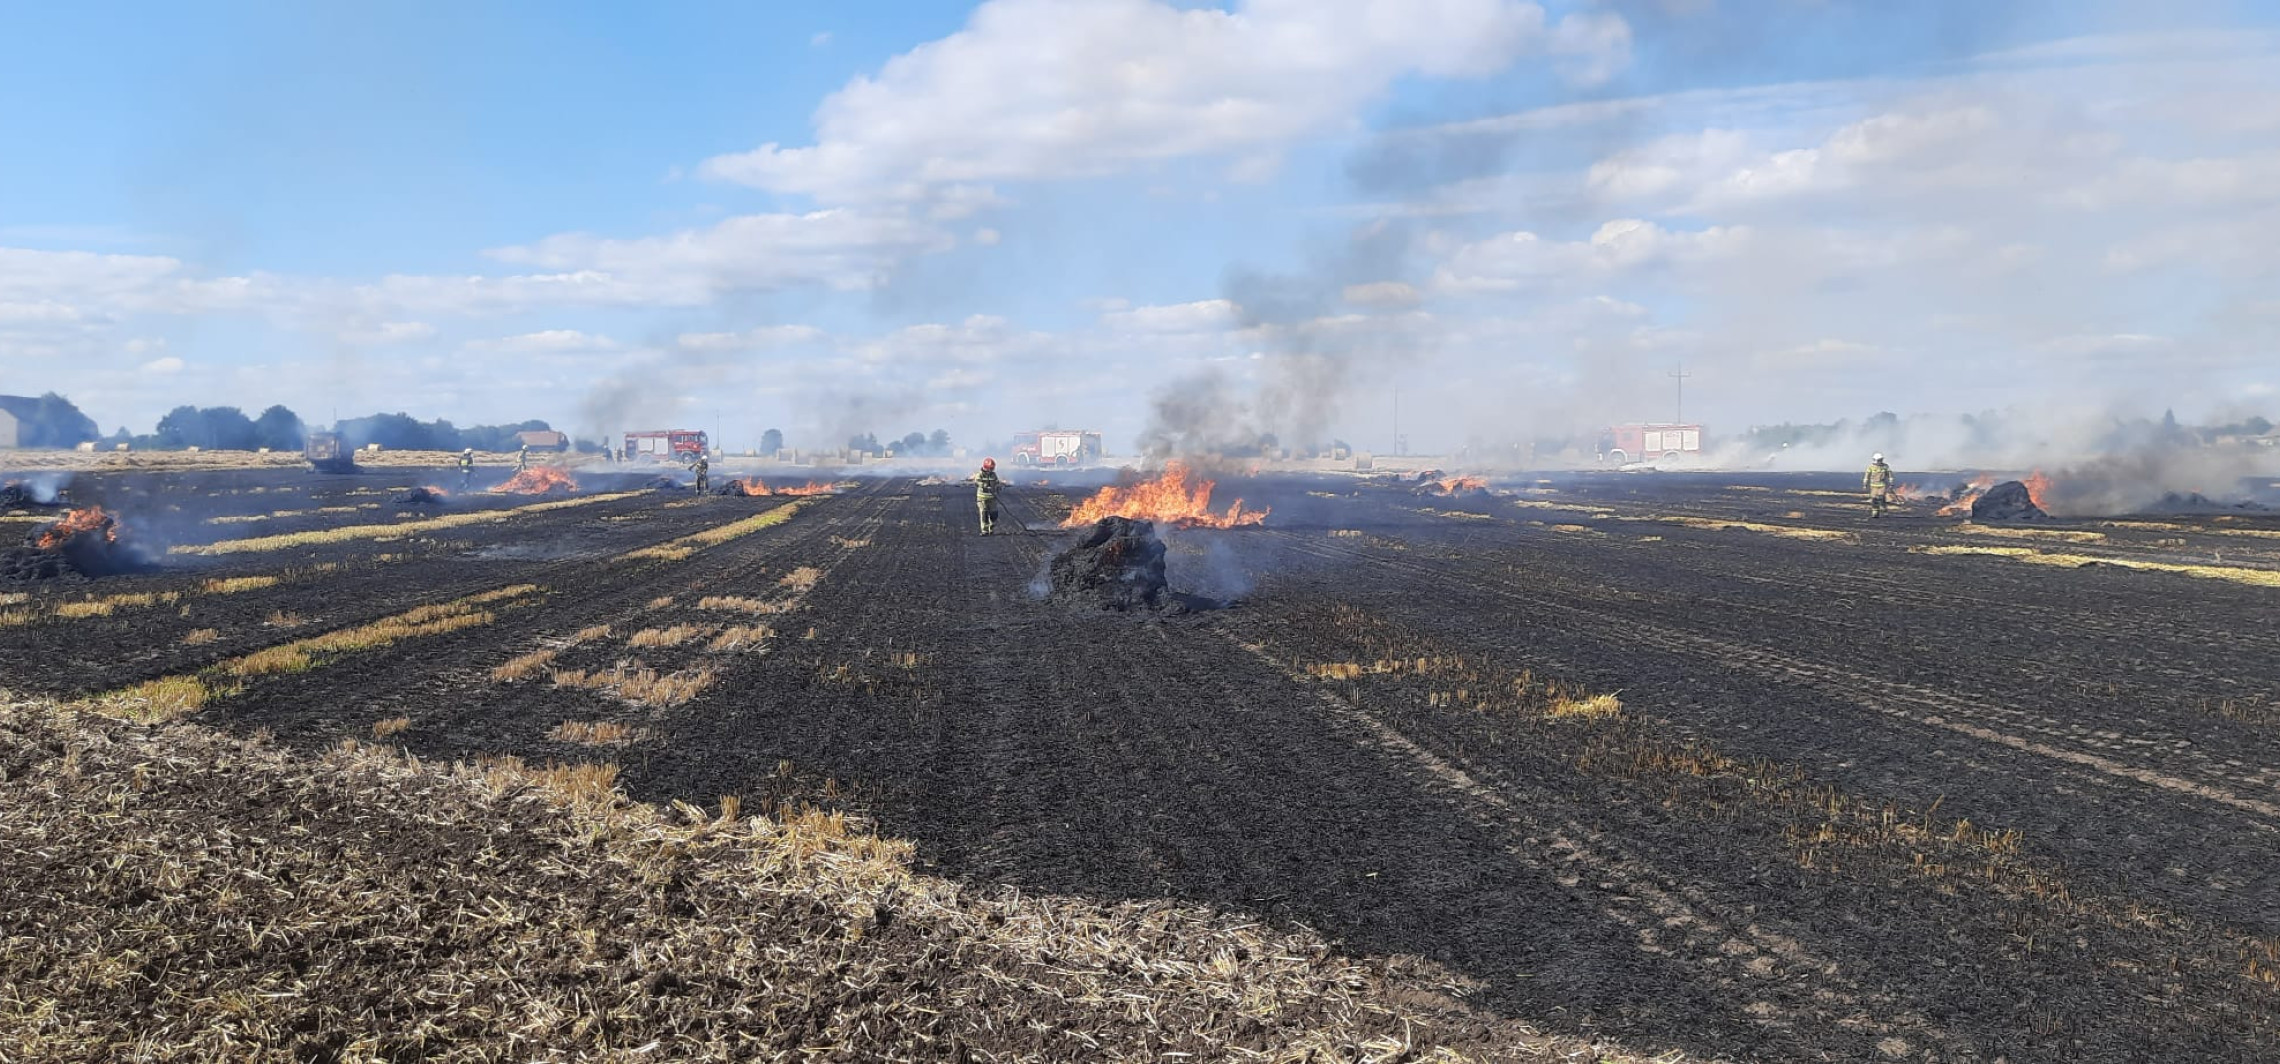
left=981, top=457, right=996, bottom=470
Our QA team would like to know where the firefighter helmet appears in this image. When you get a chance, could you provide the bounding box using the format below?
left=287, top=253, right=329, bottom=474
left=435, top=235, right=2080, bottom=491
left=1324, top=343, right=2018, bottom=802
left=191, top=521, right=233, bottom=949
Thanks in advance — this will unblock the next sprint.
left=1872, top=453, right=1884, bottom=462
left=981, top=457, right=996, bottom=471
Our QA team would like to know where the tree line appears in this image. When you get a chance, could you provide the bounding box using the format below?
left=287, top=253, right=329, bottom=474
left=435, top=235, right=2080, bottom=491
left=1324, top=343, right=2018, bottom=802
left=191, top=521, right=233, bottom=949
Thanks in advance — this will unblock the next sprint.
left=0, top=393, right=585, bottom=453
left=845, top=429, right=953, bottom=457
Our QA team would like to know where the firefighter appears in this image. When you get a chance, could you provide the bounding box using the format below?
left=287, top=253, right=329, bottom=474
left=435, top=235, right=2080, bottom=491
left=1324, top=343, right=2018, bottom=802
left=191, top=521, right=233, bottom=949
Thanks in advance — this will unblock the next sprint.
left=690, top=452, right=710, bottom=494
left=1864, top=452, right=1894, bottom=518
left=458, top=447, right=475, bottom=489
left=974, top=457, right=1002, bottom=535
left=516, top=443, right=530, bottom=471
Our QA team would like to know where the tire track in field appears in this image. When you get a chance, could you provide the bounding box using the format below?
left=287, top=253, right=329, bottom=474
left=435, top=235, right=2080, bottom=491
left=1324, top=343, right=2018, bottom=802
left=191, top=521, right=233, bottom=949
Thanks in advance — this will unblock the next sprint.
left=1268, top=530, right=2280, bottom=828
left=1226, top=634, right=1963, bottom=1060
left=1441, top=525, right=2280, bottom=798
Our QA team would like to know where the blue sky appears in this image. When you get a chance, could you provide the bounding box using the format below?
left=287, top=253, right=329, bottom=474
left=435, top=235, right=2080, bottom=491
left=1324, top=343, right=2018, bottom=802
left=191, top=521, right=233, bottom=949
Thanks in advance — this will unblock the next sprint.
left=4, top=1, right=2278, bottom=456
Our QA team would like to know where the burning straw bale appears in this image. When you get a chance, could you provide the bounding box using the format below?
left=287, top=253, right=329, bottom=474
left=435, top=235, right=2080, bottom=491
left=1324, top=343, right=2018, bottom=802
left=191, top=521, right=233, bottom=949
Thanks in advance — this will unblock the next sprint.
left=3, top=507, right=150, bottom=582
left=0, top=695, right=1596, bottom=1063
left=1969, top=480, right=2051, bottom=522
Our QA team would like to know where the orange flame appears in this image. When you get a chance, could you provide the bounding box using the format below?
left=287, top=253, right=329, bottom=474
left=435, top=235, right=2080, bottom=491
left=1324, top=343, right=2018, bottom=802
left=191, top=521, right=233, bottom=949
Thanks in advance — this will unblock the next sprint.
left=2024, top=470, right=2054, bottom=511
left=495, top=467, right=578, bottom=494
left=36, top=507, right=118, bottom=550
left=1431, top=475, right=1488, bottom=495
left=721, top=478, right=838, bottom=497
left=1938, top=475, right=1996, bottom=517
left=1064, top=461, right=1267, bottom=529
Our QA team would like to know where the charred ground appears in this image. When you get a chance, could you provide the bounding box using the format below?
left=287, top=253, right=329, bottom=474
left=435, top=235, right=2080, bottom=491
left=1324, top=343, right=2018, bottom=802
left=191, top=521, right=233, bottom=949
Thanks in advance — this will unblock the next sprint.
left=6, top=465, right=2280, bottom=1060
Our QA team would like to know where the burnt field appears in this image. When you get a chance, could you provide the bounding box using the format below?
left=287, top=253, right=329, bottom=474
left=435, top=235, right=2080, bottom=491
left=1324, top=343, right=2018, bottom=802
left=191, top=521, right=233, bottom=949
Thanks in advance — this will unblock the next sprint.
left=8, top=464, right=2280, bottom=1061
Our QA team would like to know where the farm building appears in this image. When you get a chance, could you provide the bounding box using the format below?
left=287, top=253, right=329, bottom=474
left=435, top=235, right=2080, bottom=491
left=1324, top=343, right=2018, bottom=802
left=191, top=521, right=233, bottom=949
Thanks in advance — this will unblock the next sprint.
left=0, top=396, right=26, bottom=448
left=515, top=429, right=570, bottom=451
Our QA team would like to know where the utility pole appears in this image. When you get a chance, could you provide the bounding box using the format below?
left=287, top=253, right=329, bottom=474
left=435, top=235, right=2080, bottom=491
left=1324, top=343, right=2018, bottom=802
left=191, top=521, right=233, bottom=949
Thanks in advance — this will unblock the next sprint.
left=1393, top=385, right=1403, bottom=456
left=1669, top=362, right=1693, bottom=424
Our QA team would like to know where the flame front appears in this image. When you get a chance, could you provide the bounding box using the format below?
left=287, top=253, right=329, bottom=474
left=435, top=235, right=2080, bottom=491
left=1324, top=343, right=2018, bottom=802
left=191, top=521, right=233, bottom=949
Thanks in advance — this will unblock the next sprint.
left=495, top=468, right=578, bottom=494
left=1063, top=462, right=1267, bottom=529
left=2024, top=470, right=2054, bottom=511
left=1938, top=475, right=1996, bottom=516
left=1936, top=472, right=2054, bottom=516
left=36, top=507, right=118, bottom=550
left=722, top=478, right=838, bottom=497
left=1432, top=475, right=1488, bottom=495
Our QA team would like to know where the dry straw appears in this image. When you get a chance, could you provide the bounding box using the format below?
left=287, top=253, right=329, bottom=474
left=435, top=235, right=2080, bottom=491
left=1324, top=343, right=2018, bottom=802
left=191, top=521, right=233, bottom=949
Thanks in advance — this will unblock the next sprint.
left=0, top=695, right=1636, bottom=1062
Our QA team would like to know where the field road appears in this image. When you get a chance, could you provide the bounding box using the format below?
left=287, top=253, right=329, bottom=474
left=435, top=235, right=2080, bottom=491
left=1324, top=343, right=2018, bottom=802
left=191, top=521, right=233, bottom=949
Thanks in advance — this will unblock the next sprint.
left=7, top=467, right=2280, bottom=1061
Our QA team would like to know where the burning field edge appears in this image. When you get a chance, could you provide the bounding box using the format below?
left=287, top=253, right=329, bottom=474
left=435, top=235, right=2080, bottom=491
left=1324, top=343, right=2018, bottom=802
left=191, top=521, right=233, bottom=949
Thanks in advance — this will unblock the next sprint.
left=0, top=693, right=1654, bottom=1064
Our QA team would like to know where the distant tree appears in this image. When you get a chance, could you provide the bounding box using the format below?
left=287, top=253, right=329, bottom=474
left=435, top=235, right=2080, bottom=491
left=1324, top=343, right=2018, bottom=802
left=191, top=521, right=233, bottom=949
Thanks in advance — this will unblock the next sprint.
left=927, top=428, right=951, bottom=455
left=847, top=432, right=881, bottom=453
left=153, top=406, right=202, bottom=449
left=252, top=405, right=306, bottom=451
left=457, top=420, right=550, bottom=452
left=338, top=412, right=448, bottom=451
left=897, top=431, right=928, bottom=455
left=760, top=428, right=784, bottom=454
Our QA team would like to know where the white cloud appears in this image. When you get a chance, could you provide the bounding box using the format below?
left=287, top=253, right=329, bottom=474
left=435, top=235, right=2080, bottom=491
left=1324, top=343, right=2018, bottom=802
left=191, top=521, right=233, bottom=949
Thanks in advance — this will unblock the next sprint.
left=698, top=0, right=1631, bottom=201
left=463, top=330, right=616, bottom=355
left=484, top=209, right=956, bottom=298
left=676, top=325, right=826, bottom=352
left=810, top=31, right=832, bottom=48
left=140, top=356, right=184, bottom=374
left=971, top=227, right=1002, bottom=246
left=1101, top=298, right=1241, bottom=333
left=0, top=300, right=89, bottom=326
left=1432, top=219, right=1749, bottom=292
left=338, top=320, right=436, bottom=346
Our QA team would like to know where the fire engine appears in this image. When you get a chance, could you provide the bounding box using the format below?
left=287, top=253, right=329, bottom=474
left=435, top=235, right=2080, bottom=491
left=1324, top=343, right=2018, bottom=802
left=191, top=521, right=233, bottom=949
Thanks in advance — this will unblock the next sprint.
left=303, top=431, right=357, bottom=474
left=624, top=430, right=710, bottom=462
left=1598, top=423, right=1702, bottom=464
left=1011, top=430, right=1103, bottom=466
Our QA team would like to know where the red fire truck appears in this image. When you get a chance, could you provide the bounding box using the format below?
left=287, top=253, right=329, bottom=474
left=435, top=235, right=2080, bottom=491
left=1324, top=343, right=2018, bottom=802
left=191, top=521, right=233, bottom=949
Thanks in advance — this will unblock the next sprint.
left=624, top=430, right=709, bottom=462
left=1011, top=430, right=1104, bottom=466
left=1598, top=423, right=1702, bottom=464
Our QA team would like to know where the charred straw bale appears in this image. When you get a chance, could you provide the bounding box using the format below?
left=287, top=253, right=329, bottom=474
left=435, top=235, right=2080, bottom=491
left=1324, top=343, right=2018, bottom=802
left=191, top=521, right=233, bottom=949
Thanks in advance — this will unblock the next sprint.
left=1049, top=516, right=1169, bottom=611
left=0, top=482, right=63, bottom=510
left=1969, top=480, right=2050, bottom=522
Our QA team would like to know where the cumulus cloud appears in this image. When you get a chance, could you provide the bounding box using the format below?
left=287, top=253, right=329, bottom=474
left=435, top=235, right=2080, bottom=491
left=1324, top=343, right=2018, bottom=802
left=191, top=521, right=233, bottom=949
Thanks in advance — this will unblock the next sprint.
left=1432, top=220, right=1749, bottom=292
left=1101, top=299, right=1242, bottom=334
left=676, top=325, right=826, bottom=352
left=463, top=330, right=617, bottom=355
left=483, top=209, right=957, bottom=297
left=338, top=320, right=436, bottom=346
left=698, top=0, right=1631, bottom=202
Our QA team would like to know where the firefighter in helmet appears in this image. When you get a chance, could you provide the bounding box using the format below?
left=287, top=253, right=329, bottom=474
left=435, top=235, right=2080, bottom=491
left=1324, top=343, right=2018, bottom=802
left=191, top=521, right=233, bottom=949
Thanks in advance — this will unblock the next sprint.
left=974, top=457, right=1002, bottom=535
left=1864, top=452, right=1894, bottom=518
left=516, top=443, right=530, bottom=471
left=690, top=451, right=710, bottom=494
left=458, top=447, right=476, bottom=489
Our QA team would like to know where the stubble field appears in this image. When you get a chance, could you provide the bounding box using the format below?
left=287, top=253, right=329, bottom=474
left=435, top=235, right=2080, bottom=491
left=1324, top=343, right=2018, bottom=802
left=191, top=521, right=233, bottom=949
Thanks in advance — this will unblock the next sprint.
left=6, top=463, right=2280, bottom=1061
